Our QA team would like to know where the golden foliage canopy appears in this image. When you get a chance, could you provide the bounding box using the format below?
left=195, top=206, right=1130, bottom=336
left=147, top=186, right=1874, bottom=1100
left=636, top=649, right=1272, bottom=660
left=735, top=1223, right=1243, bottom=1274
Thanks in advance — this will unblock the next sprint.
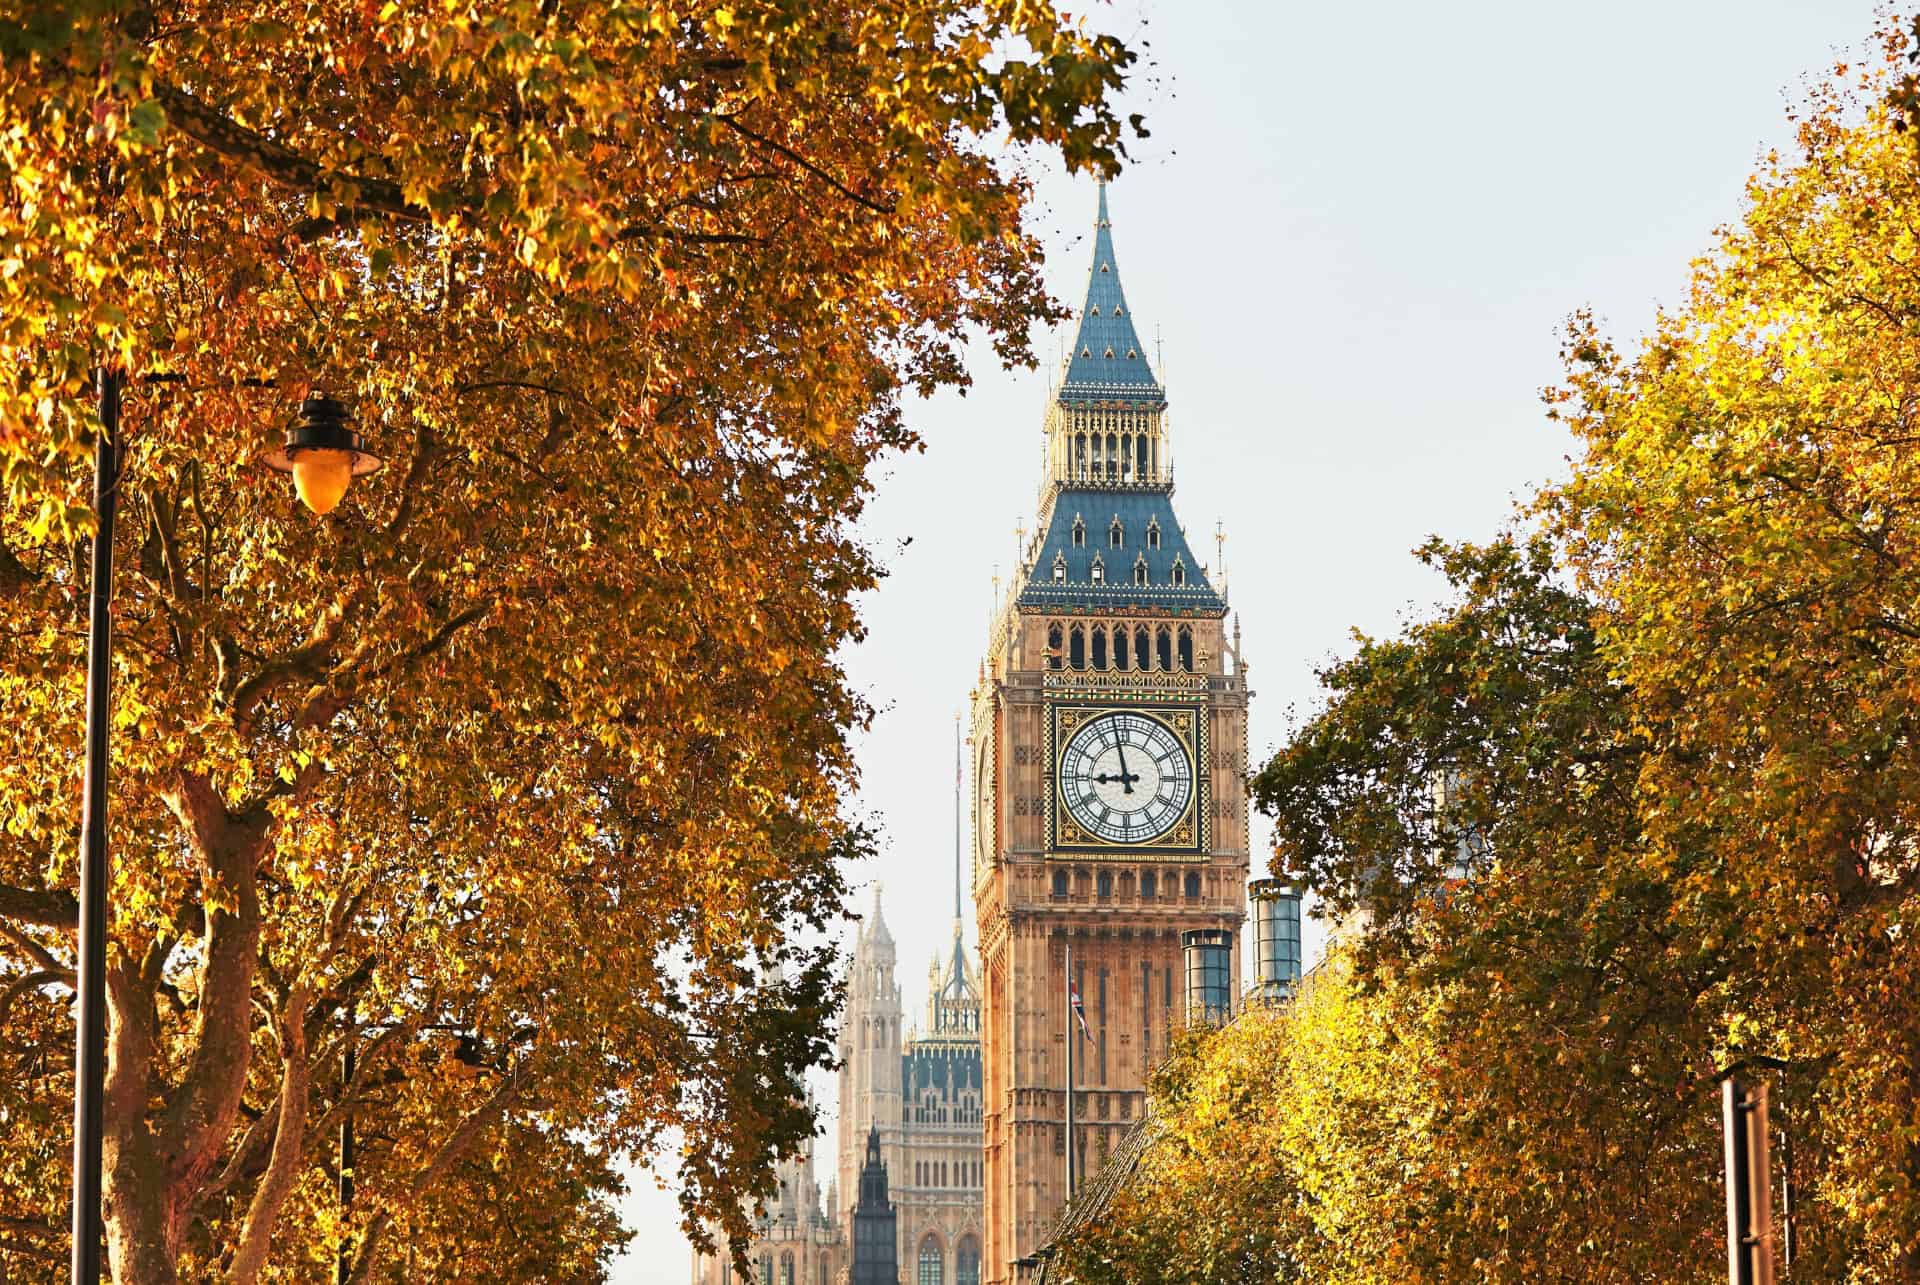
left=0, top=1, right=1140, bottom=1281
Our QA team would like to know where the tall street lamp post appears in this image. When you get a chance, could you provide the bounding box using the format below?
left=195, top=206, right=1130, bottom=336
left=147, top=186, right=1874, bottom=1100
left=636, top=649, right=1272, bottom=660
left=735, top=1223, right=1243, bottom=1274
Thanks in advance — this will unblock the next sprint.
left=69, top=374, right=381, bottom=1285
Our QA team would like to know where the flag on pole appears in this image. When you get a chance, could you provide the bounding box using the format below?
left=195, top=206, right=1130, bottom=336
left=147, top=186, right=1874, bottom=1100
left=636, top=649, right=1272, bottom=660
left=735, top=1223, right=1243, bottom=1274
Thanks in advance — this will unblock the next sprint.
left=1069, top=977, right=1091, bottom=1042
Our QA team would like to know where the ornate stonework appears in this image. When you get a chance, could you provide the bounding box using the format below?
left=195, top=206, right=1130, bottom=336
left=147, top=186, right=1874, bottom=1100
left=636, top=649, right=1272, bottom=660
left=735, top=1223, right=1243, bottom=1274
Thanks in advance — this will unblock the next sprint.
left=971, top=185, right=1251, bottom=1285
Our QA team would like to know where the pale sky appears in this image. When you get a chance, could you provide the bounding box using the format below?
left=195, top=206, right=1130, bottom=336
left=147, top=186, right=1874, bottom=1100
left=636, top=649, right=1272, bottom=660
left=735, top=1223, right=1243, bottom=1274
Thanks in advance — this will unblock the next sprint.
left=618, top=1, right=1877, bottom=1275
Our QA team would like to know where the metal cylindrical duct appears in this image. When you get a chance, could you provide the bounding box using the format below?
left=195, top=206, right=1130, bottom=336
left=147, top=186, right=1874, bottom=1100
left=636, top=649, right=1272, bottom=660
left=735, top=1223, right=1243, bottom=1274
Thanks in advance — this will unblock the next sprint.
left=1182, top=928, right=1233, bottom=1027
left=1250, top=878, right=1303, bottom=1001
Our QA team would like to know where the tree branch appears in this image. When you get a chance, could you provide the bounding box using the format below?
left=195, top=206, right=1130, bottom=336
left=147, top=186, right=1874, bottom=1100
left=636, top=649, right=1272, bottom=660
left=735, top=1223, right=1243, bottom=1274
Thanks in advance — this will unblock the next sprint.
left=230, top=594, right=355, bottom=731
left=226, top=985, right=311, bottom=1285
left=715, top=114, right=897, bottom=215
left=152, top=86, right=429, bottom=227
left=0, top=883, right=78, bottom=930
left=344, top=1065, right=527, bottom=1284
left=0, top=917, right=71, bottom=972
left=156, top=771, right=270, bottom=1202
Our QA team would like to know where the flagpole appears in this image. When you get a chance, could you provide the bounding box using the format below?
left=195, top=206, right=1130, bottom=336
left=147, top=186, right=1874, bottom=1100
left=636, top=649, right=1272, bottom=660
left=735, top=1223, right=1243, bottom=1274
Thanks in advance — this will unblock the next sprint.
left=1065, top=942, right=1076, bottom=1200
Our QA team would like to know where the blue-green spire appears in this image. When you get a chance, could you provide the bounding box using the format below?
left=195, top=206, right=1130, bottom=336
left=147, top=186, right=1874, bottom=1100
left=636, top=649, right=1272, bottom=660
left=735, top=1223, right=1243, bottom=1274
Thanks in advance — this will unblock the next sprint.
left=1062, top=182, right=1161, bottom=395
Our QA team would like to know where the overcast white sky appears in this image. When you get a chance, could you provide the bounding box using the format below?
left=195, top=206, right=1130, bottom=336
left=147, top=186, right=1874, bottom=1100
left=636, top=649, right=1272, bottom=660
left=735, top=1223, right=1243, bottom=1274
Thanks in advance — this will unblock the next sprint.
left=617, top=1, right=1878, bottom=1274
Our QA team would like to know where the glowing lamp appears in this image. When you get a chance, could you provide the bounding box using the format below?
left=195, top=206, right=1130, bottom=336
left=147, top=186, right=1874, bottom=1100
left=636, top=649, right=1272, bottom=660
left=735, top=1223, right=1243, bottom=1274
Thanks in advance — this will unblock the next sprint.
left=261, top=395, right=383, bottom=514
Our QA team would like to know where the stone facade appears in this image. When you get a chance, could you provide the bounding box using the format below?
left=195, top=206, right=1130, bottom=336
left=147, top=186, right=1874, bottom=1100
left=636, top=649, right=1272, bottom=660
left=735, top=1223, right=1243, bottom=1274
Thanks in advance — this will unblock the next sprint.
left=970, top=185, right=1250, bottom=1284
left=690, top=890, right=985, bottom=1285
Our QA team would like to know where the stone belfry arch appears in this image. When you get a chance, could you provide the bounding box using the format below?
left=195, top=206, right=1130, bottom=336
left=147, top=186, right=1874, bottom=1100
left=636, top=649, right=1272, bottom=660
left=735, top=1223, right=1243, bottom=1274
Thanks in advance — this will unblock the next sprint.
left=970, top=184, right=1250, bottom=1284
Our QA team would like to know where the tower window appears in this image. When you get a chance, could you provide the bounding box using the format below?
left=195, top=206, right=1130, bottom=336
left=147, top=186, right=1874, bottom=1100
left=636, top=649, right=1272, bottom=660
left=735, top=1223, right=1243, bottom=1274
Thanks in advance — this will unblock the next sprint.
left=1141, top=871, right=1157, bottom=898
left=1146, top=520, right=1161, bottom=550
left=1178, top=625, right=1194, bottom=673
left=1052, top=870, right=1069, bottom=898
left=1157, top=626, right=1172, bottom=672
left=1114, top=306, right=1124, bottom=317
left=1071, top=516, right=1085, bottom=548
left=1170, top=558, right=1186, bottom=587
left=1091, top=624, right=1107, bottom=668
left=1080, top=347, right=1092, bottom=358
left=1047, top=622, right=1064, bottom=669
left=1103, top=347, right=1114, bottom=359
left=1136, top=625, right=1152, bottom=671
left=1184, top=872, right=1201, bottom=899
left=1133, top=556, right=1148, bottom=587
left=1052, top=553, right=1067, bottom=583
left=1109, top=519, right=1123, bottom=548
left=1089, top=305, right=1101, bottom=316
left=1097, top=871, right=1113, bottom=899
left=1114, top=626, right=1130, bottom=670
left=1090, top=556, right=1104, bottom=585
left=919, top=1237, right=944, bottom=1285
left=1100, top=263, right=1110, bottom=273
left=1069, top=625, right=1086, bottom=670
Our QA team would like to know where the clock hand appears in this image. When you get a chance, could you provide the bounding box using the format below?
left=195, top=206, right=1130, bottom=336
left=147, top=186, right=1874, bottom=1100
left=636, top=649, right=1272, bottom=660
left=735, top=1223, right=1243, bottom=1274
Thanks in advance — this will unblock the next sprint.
left=1115, top=742, right=1136, bottom=794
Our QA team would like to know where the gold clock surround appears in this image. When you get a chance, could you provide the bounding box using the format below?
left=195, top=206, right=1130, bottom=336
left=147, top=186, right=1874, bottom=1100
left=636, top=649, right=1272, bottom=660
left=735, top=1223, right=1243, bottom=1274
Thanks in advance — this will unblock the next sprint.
left=1047, top=702, right=1206, bottom=855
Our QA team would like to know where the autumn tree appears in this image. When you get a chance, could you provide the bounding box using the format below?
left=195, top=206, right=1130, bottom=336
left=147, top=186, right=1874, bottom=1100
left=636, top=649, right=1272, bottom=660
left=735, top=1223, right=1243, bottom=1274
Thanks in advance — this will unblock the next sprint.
left=1552, top=36, right=1920, bottom=1274
left=0, top=1, right=1140, bottom=1281
left=1063, top=30, right=1920, bottom=1281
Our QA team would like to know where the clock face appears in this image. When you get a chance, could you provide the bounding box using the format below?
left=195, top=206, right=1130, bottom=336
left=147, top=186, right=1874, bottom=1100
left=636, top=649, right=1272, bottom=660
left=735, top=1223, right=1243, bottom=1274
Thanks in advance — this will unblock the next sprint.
left=1058, top=711, right=1193, bottom=844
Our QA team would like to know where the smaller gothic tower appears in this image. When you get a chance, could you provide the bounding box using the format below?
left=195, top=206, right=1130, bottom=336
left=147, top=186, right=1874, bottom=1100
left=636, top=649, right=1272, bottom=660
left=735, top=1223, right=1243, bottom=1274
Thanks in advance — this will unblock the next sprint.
left=851, top=1126, right=901, bottom=1285
left=837, top=890, right=905, bottom=1228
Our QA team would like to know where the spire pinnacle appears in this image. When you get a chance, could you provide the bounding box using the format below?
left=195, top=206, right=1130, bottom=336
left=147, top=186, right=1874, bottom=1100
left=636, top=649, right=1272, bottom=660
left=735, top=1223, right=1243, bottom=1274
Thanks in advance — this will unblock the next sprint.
left=953, top=713, right=963, bottom=924
left=1060, top=182, right=1159, bottom=395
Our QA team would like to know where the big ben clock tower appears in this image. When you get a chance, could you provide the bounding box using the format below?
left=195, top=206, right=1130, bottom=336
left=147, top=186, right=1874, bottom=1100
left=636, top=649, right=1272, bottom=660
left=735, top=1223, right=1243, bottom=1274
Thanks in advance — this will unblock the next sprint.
left=971, top=185, right=1249, bottom=1283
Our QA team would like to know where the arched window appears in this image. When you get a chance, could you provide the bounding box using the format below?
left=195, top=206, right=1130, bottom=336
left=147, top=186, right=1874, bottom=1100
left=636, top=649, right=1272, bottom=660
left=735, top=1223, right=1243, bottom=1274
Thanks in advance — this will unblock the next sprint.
left=1132, top=555, right=1148, bottom=587
left=1109, top=518, right=1123, bottom=548
left=1146, top=519, right=1161, bottom=550
left=1046, top=622, right=1064, bottom=670
left=1170, top=557, right=1186, bottom=587
left=1184, top=872, right=1201, bottom=899
left=1106, top=432, right=1119, bottom=478
left=958, top=1237, right=982, bottom=1285
left=1069, top=625, right=1086, bottom=670
left=760, top=1257, right=773, bottom=1285
left=919, top=1236, right=945, bottom=1285
left=1071, top=516, right=1085, bottom=548
left=1178, top=626, right=1194, bottom=672
left=782, top=1254, right=795, bottom=1285
left=1091, top=626, right=1107, bottom=669
left=1157, top=626, right=1173, bottom=672
left=1074, top=433, right=1087, bottom=479
left=1114, top=626, right=1130, bottom=670
left=1136, top=435, right=1149, bottom=479
left=1141, top=871, right=1157, bottom=899
left=1135, top=625, right=1152, bottom=671
left=1097, top=871, right=1113, bottom=899
left=1052, top=869, right=1069, bottom=898
left=1052, top=553, right=1067, bottom=583
left=1090, top=555, right=1104, bottom=585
